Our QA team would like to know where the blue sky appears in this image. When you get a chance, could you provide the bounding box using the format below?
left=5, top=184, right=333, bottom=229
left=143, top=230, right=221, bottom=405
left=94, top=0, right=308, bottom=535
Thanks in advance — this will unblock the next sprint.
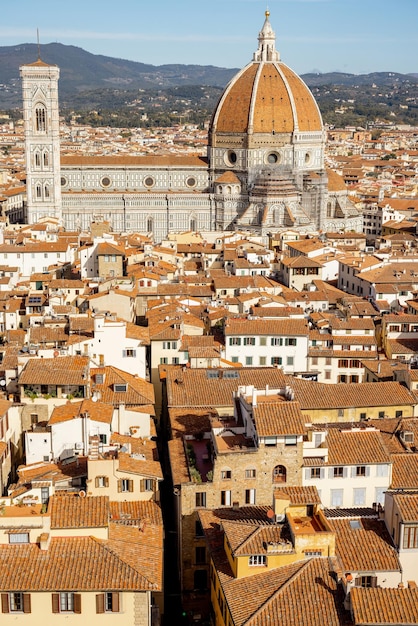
left=1, top=0, right=417, bottom=75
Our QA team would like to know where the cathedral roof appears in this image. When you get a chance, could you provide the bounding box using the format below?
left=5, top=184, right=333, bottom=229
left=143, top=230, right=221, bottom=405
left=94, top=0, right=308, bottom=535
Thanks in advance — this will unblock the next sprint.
left=210, top=12, right=322, bottom=136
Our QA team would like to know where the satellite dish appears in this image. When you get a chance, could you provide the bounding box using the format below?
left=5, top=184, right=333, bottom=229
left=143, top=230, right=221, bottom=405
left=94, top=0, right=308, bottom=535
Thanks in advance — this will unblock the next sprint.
left=0, top=380, right=5, bottom=387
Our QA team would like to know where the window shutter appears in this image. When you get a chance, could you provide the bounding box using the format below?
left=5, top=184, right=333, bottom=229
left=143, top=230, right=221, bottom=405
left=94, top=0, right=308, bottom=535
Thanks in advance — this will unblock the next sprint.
left=354, top=577, right=361, bottom=587
left=151, top=479, right=156, bottom=492
left=371, top=576, right=377, bottom=588
left=112, top=592, right=120, bottom=613
left=140, top=479, right=145, bottom=492
left=343, top=467, right=348, bottom=478
left=365, top=466, right=370, bottom=477
left=351, top=468, right=356, bottom=478
left=328, top=468, right=334, bottom=479
left=305, top=468, right=311, bottom=480
left=73, top=594, right=81, bottom=614
left=117, top=479, right=122, bottom=493
left=23, top=594, right=31, bottom=614
left=96, top=594, right=105, bottom=614
left=122, top=350, right=127, bottom=357
left=52, top=593, right=60, bottom=613
left=128, top=479, right=134, bottom=493
left=1, top=594, right=9, bottom=613
left=105, top=476, right=109, bottom=487
left=95, top=477, right=99, bottom=488
left=320, top=468, right=325, bottom=479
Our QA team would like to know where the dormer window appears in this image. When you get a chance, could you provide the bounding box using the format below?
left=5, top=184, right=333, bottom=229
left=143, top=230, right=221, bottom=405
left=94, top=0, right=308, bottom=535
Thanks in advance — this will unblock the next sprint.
left=114, top=383, right=127, bottom=392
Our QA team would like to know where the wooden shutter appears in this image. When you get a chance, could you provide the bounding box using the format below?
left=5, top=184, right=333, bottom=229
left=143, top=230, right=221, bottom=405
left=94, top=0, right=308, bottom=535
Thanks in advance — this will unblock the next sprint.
left=140, top=479, right=145, bottom=492
left=73, top=593, right=81, bottom=614
left=1, top=594, right=9, bottom=613
left=128, top=479, right=134, bottom=493
left=23, top=594, right=31, bottom=613
left=111, top=592, right=120, bottom=613
left=52, top=593, right=60, bottom=613
left=95, top=477, right=99, bottom=488
left=117, top=479, right=122, bottom=493
left=96, top=593, right=105, bottom=614
left=371, top=576, right=377, bottom=588
left=105, top=476, right=109, bottom=487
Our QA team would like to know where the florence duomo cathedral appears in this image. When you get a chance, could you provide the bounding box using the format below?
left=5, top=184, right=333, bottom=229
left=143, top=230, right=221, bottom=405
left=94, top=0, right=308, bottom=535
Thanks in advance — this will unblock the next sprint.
left=20, top=12, right=362, bottom=241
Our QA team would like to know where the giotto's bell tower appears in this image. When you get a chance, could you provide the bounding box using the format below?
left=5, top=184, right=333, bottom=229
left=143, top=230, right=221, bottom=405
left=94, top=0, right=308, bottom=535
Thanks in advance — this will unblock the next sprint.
left=20, top=58, right=62, bottom=223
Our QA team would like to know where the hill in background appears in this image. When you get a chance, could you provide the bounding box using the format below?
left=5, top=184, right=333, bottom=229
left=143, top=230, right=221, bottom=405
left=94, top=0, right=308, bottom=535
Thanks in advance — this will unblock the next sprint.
left=0, top=43, right=417, bottom=128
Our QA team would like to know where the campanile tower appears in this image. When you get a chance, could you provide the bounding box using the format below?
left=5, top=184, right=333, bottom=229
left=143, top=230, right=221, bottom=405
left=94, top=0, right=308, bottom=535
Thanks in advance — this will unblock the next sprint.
left=20, top=57, right=62, bottom=223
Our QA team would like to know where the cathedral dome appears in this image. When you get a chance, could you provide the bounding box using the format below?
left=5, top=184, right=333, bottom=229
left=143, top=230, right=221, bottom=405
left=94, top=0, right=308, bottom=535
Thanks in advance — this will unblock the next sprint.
left=209, top=12, right=323, bottom=139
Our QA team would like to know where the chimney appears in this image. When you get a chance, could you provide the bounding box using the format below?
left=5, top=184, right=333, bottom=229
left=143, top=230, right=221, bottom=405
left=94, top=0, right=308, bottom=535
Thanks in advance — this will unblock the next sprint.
left=252, top=387, right=257, bottom=407
left=39, top=532, right=51, bottom=551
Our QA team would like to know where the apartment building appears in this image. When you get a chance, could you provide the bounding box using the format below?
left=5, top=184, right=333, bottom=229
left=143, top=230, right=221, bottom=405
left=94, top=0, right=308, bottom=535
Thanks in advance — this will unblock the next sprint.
left=0, top=494, right=163, bottom=624
left=303, top=426, right=392, bottom=507
left=224, top=317, right=309, bottom=373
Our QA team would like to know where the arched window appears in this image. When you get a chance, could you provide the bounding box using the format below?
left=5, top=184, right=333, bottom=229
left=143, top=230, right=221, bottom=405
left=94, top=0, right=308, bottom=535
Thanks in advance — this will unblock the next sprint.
left=43, top=151, right=49, bottom=167
left=35, top=105, right=47, bottom=132
left=273, top=465, right=287, bottom=484
left=36, top=184, right=42, bottom=199
left=190, top=218, right=197, bottom=232
left=327, top=202, right=333, bottom=218
left=44, top=184, right=50, bottom=199
left=147, top=218, right=153, bottom=233
left=34, top=151, right=41, bottom=167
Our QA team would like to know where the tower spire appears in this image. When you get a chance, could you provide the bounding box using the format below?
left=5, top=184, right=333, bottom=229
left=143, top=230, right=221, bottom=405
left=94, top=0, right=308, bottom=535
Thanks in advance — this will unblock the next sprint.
left=253, top=11, right=280, bottom=62
left=37, top=28, right=41, bottom=61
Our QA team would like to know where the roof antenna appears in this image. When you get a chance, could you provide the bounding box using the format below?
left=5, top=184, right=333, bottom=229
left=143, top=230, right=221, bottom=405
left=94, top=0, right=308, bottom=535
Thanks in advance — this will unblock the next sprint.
left=37, top=28, right=41, bottom=61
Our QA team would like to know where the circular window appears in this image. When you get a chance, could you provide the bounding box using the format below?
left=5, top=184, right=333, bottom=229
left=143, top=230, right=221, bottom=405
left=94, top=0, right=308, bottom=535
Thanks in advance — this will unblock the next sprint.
left=225, top=150, right=237, bottom=166
left=60, top=176, right=68, bottom=187
left=144, top=176, right=155, bottom=188
left=101, top=176, right=111, bottom=188
left=186, top=176, right=196, bottom=188
left=267, top=152, right=280, bottom=164
left=305, top=152, right=311, bottom=164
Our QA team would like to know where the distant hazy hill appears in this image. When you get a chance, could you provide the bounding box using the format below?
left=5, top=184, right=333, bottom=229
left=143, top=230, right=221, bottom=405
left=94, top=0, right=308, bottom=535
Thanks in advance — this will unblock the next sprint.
left=0, top=42, right=417, bottom=113
left=0, top=42, right=239, bottom=107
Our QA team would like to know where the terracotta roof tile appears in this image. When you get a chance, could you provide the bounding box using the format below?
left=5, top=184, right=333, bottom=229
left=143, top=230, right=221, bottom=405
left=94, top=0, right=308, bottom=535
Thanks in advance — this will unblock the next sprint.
left=326, top=516, right=400, bottom=573
left=392, top=493, right=418, bottom=522
left=166, top=366, right=286, bottom=408
left=254, top=401, right=306, bottom=436
left=351, top=587, right=418, bottom=625
left=50, top=493, right=109, bottom=529
left=326, top=428, right=391, bottom=466
left=0, top=536, right=155, bottom=591
left=391, top=454, right=418, bottom=489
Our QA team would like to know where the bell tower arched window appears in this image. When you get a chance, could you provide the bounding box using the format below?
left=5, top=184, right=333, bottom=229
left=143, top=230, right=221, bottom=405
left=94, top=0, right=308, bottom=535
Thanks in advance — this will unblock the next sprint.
left=147, top=218, right=153, bottom=234
left=43, top=150, right=49, bottom=167
left=35, top=105, right=47, bottom=133
left=34, top=151, right=41, bottom=168
left=44, top=184, right=50, bottom=199
left=36, top=184, right=42, bottom=199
